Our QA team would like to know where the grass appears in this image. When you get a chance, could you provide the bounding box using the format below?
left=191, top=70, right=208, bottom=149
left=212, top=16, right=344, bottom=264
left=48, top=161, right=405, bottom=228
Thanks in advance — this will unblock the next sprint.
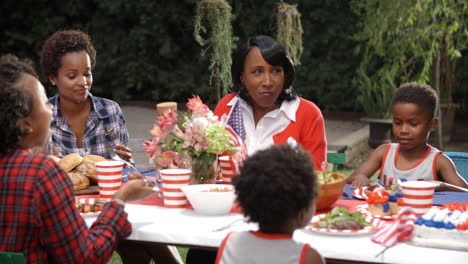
left=107, top=247, right=188, bottom=264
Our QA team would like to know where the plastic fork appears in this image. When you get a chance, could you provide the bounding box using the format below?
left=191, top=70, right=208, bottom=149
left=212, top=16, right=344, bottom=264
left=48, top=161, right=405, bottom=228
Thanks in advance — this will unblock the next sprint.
left=103, top=140, right=146, bottom=181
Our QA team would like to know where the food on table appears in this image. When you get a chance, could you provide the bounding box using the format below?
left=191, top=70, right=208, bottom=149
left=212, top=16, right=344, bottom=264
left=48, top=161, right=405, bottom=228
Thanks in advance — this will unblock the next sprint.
left=48, top=155, right=61, bottom=163
left=58, top=153, right=84, bottom=172
left=75, top=197, right=106, bottom=213
left=313, top=207, right=372, bottom=230
left=317, top=171, right=342, bottom=184
left=68, top=172, right=90, bottom=190
left=55, top=153, right=109, bottom=189
left=411, top=203, right=468, bottom=250
left=201, top=187, right=232, bottom=192
left=366, top=183, right=403, bottom=216
left=75, top=155, right=107, bottom=184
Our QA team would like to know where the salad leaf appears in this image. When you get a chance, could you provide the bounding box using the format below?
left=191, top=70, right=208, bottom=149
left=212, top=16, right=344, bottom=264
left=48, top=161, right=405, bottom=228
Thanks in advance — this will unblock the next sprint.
left=313, top=207, right=372, bottom=228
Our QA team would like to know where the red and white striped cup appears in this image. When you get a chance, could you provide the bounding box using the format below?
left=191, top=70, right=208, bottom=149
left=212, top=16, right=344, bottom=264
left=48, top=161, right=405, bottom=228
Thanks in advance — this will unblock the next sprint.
left=95, top=160, right=124, bottom=199
left=219, top=155, right=237, bottom=184
left=400, top=181, right=436, bottom=216
left=160, top=169, right=191, bottom=208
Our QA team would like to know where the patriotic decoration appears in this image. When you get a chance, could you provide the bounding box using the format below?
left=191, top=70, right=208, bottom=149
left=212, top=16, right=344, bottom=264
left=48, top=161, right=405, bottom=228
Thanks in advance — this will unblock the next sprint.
left=379, top=174, right=395, bottom=187
left=352, top=186, right=369, bottom=200
left=223, top=99, right=248, bottom=162
left=372, top=207, right=417, bottom=247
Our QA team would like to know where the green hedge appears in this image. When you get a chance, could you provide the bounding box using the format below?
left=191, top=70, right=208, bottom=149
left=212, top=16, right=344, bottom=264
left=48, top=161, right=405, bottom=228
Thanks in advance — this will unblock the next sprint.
left=1, top=0, right=466, bottom=112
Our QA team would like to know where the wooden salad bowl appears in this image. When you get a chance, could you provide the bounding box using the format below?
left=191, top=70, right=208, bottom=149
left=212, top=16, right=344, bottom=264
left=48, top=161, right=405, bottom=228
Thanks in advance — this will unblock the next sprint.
left=315, top=172, right=347, bottom=211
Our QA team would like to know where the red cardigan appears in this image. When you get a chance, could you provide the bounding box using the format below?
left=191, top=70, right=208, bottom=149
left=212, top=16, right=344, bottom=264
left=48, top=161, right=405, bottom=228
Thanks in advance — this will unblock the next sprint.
left=214, top=93, right=327, bottom=169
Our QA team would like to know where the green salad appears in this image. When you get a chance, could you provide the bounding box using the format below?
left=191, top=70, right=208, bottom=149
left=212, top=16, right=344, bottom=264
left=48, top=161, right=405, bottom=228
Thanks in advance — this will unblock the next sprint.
left=317, top=171, right=337, bottom=184
left=314, top=207, right=372, bottom=230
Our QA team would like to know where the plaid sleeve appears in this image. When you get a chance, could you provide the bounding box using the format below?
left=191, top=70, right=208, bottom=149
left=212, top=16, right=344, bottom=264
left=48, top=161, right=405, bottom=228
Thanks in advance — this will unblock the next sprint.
left=36, top=158, right=131, bottom=263
left=116, top=103, right=129, bottom=147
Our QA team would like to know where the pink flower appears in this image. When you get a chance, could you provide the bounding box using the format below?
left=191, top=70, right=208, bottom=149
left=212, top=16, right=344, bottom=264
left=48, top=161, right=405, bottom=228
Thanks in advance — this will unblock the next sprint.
left=143, top=138, right=159, bottom=159
left=158, top=109, right=177, bottom=133
left=186, top=95, right=210, bottom=115
left=155, top=150, right=184, bottom=168
left=144, top=95, right=235, bottom=168
left=150, top=124, right=163, bottom=138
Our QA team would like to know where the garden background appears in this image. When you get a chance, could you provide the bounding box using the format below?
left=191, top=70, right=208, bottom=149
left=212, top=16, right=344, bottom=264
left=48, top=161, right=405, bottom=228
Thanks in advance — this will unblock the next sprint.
left=2, top=1, right=468, bottom=263
left=1, top=0, right=467, bottom=115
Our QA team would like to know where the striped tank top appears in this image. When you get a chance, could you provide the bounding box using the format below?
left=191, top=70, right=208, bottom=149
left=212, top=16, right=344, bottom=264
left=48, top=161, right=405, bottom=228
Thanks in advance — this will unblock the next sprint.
left=378, top=143, right=441, bottom=186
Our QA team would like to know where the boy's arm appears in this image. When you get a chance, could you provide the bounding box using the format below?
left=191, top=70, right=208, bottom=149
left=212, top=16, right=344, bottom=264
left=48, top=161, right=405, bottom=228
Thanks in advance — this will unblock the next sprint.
left=346, top=144, right=387, bottom=188
left=435, top=154, right=468, bottom=191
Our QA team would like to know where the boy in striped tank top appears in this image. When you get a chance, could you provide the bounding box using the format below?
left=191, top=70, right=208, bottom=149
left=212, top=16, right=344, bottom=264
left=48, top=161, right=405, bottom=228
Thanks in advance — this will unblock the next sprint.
left=347, top=82, right=467, bottom=192
left=215, top=144, right=324, bottom=264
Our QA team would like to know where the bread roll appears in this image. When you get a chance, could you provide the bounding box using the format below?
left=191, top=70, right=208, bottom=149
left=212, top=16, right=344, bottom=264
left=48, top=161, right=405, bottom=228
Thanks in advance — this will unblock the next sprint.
left=48, top=155, right=61, bottom=163
left=58, top=153, right=83, bottom=172
left=75, top=155, right=107, bottom=184
left=83, top=154, right=107, bottom=163
left=68, top=172, right=90, bottom=190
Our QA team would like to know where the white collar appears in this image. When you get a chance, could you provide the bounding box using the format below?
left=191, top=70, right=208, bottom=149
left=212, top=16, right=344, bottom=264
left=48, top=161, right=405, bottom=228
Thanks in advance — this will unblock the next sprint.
left=228, top=95, right=300, bottom=122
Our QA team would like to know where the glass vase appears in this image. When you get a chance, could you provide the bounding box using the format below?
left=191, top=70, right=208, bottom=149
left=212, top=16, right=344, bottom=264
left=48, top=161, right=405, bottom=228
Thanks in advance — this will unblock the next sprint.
left=190, top=157, right=216, bottom=185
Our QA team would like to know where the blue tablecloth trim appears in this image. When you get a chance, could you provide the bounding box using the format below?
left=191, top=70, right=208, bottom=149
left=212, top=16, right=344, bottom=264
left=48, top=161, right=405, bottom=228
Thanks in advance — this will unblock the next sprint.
left=340, top=184, right=468, bottom=205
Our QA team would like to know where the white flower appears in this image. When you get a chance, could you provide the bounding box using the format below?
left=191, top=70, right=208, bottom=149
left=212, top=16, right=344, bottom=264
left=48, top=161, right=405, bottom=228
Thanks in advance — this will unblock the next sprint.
left=191, top=116, right=211, bottom=131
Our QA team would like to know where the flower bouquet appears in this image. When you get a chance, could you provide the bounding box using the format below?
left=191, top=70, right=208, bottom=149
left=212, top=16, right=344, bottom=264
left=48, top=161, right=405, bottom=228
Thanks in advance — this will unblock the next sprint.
left=143, top=96, right=236, bottom=184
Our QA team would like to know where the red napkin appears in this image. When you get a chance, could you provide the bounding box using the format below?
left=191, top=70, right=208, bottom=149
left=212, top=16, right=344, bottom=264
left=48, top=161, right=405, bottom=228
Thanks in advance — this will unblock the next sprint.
left=372, top=207, right=417, bottom=247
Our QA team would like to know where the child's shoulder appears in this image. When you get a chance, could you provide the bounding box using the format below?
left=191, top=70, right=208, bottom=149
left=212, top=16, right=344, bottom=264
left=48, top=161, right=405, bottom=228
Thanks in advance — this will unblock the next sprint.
left=372, top=143, right=393, bottom=157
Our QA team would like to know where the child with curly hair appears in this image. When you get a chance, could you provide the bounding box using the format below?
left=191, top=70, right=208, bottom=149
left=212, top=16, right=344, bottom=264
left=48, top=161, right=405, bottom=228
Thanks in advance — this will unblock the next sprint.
left=215, top=144, right=324, bottom=264
left=347, top=82, right=468, bottom=192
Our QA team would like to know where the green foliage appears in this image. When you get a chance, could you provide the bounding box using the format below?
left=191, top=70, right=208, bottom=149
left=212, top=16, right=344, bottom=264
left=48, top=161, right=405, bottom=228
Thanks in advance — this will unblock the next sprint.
left=352, top=0, right=468, bottom=114
left=88, top=0, right=211, bottom=103
left=194, top=0, right=235, bottom=100
left=276, top=0, right=304, bottom=66
left=0, top=0, right=376, bottom=112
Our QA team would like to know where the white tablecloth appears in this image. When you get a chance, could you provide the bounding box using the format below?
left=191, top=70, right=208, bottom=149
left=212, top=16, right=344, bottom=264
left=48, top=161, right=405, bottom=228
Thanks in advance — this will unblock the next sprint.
left=84, top=204, right=468, bottom=264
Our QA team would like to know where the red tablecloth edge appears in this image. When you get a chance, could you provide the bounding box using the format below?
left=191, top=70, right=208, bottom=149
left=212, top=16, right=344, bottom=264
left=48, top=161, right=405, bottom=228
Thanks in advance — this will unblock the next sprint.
left=77, top=193, right=363, bottom=215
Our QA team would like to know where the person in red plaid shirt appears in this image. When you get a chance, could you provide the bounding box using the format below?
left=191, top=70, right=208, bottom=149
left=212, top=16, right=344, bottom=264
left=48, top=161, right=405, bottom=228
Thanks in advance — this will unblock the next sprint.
left=0, top=54, right=156, bottom=263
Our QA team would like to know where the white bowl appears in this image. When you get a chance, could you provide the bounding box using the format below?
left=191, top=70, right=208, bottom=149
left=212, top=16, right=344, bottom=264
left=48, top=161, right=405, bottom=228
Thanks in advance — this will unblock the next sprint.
left=181, top=184, right=235, bottom=215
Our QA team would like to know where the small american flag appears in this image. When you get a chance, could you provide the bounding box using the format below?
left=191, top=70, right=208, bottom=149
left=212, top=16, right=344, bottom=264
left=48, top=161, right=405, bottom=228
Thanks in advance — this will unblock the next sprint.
left=372, top=207, right=417, bottom=248
left=224, top=99, right=248, bottom=160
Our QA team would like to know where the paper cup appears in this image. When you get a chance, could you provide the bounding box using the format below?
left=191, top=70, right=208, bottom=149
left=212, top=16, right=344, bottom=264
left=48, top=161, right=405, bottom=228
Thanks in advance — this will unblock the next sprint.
left=96, top=160, right=123, bottom=199
left=219, top=155, right=237, bottom=184
left=160, top=169, right=191, bottom=208
left=400, top=181, right=436, bottom=216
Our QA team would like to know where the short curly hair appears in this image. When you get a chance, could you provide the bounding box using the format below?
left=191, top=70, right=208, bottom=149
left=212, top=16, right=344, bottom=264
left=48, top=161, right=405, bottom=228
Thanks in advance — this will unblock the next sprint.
left=0, top=54, right=38, bottom=155
left=40, top=30, right=96, bottom=81
left=392, top=82, right=439, bottom=119
left=233, top=144, right=318, bottom=231
left=232, top=35, right=297, bottom=106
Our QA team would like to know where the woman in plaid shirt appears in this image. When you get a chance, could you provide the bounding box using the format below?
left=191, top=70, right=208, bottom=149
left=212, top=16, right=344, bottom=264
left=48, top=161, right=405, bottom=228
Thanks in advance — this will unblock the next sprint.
left=40, top=30, right=132, bottom=161
left=0, top=54, right=156, bottom=263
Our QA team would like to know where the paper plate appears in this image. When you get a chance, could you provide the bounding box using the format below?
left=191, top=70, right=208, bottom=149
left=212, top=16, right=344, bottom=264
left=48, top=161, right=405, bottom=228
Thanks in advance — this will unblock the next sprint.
left=356, top=204, right=396, bottom=220
left=306, top=213, right=388, bottom=236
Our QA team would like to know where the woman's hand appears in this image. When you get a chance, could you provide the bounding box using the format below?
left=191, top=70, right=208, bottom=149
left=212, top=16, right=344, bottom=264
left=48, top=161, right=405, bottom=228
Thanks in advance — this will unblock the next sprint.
left=113, top=178, right=156, bottom=202
left=114, top=144, right=133, bottom=162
